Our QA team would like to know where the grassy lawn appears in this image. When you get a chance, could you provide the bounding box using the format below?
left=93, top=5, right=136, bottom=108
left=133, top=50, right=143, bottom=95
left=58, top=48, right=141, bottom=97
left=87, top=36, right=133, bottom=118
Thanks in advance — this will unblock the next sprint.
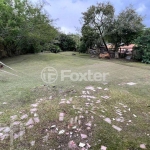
left=0, top=52, right=150, bottom=150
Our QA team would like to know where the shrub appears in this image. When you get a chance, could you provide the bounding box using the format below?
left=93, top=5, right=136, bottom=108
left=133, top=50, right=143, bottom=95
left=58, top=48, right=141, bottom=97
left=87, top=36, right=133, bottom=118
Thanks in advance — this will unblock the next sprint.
left=134, top=28, right=150, bottom=64
left=78, top=41, right=88, bottom=53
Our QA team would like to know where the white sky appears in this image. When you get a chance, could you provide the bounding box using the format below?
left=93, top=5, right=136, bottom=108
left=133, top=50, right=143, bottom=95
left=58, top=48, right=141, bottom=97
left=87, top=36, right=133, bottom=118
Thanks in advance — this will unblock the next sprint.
left=31, top=0, right=150, bottom=34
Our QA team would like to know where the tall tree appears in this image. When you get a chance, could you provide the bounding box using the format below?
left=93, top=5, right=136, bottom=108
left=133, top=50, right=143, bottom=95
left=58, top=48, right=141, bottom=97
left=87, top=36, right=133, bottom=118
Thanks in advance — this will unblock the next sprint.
left=0, top=0, right=58, bottom=56
left=82, top=2, right=114, bottom=51
left=81, top=25, right=99, bottom=49
left=133, top=28, right=150, bottom=63
left=106, top=6, right=144, bottom=51
left=58, top=33, right=76, bottom=51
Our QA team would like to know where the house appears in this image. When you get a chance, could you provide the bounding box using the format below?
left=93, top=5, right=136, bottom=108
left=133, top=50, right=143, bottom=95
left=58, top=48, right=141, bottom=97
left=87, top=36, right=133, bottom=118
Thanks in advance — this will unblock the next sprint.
left=119, top=44, right=135, bottom=53
left=119, top=44, right=135, bottom=59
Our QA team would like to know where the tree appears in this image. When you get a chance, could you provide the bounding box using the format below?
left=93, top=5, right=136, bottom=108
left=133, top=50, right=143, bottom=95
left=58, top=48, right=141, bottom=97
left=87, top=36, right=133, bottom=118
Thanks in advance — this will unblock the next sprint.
left=133, top=28, right=150, bottom=64
left=81, top=25, right=99, bottom=49
left=58, top=33, right=76, bottom=51
left=106, top=6, right=143, bottom=51
left=82, top=2, right=114, bottom=51
left=0, top=0, right=58, bottom=56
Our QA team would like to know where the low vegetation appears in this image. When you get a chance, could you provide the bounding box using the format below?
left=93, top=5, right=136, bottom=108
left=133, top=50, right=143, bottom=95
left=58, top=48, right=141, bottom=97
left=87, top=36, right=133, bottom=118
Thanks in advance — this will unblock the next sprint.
left=0, top=52, right=150, bottom=149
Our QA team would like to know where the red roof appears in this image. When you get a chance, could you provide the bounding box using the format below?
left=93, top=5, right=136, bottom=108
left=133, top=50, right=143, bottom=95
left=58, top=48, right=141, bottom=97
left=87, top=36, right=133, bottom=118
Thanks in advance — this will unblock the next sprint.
left=119, top=44, right=135, bottom=50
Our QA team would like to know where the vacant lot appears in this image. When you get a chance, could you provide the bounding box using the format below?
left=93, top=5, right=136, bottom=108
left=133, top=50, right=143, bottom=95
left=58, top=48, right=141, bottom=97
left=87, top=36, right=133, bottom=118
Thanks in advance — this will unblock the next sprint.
left=0, top=52, right=150, bottom=150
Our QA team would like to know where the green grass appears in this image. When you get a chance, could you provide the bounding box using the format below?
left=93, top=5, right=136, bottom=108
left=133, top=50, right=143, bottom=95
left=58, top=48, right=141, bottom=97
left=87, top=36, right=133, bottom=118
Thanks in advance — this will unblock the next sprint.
left=0, top=52, right=150, bottom=150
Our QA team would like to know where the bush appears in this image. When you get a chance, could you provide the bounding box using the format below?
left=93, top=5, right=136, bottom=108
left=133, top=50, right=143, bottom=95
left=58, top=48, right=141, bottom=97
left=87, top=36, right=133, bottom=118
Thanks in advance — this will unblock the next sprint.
left=134, top=28, right=150, bottom=64
left=50, top=44, right=61, bottom=53
left=58, top=34, right=76, bottom=51
left=79, top=41, right=87, bottom=53
left=43, top=43, right=61, bottom=53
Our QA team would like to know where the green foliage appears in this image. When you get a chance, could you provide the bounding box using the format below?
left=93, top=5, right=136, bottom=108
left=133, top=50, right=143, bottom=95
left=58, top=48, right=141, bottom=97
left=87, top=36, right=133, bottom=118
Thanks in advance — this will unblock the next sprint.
left=107, top=6, right=143, bottom=51
left=49, top=44, right=61, bottom=53
left=134, top=28, right=150, bottom=64
left=82, top=2, right=115, bottom=51
left=0, top=0, right=58, bottom=56
left=58, top=33, right=76, bottom=51
left=79, top=41, right=88, bottom=53
left=81, top=2, right=144, bottom=52
left=81, top=25, right=99, bottom=49
left=68, top=34, right=81, bottom=51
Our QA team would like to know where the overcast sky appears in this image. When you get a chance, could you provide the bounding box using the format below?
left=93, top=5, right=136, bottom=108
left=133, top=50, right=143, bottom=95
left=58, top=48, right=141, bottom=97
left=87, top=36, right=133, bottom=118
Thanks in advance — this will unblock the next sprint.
left=32, top=0, right=150, bottom=34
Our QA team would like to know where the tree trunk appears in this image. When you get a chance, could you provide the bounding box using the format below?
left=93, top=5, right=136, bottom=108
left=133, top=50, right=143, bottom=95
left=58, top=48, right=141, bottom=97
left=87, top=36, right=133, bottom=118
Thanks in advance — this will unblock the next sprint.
left=114, top=43, right=119, bottom=58
left=98, top=28, right=109, bottom=52
left=102, top=36, right=109, bottom=52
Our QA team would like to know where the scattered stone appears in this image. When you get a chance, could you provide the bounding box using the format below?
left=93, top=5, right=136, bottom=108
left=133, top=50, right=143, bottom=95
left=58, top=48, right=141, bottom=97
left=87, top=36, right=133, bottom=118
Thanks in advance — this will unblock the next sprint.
left=101, top=96, right=110, bottom=99
left=59, top=113, right=65, bottom=121
left=59, top=101, right=66, bottom=104
left=140, top=144, right=146, bottom=149
left=68, top=140, right=77, bottom=149
left=112, top=125, right=122, bottom=132
left=79, top=115, right=84, bottom=119
left=0, top=133, right=9, bottom=140
left=116, top=117, right=124, bottom=122
left=81, top=134, right=87, bottom=139
left=85, top=86, right=95, bottom=91
left=87, top=91, right=90, bottom=94
left=58, top=130, right=65, bottom=135
left=101, top=145, right=107, bottom=150
left=0, top=127, right=4, bottom=132
left=104, top=118, right=111, bottom=124
left=26, top=118, right=34, bottom=126
left=27, top=125, right=34, bottom=129
left=78, top=120, right=81, bottom=125
left=104, top=88, right=109, bottom=91
left=87, top=143, right=91, bottom=148
left=97, top=87, right=102, bottom=90
left=33, top=117, right=40, bottom=123
left=61, top=99, right=66, bottom=101
left=10, top=115, right=18, bottom=120
left=31, top=103, right=38, bottom=107
left=127, top=82, right=137, bottom=85
left=34, top=113, right=38, bottom=117
left=96, top=100, right=101, bottom=103
left=82, top=91, right=87, bottom=94
left=116, top=112, right=122, bottom=116
left=103, top=83, right=108, bottom=85
left=86, top=127, right=91, bottom=130
left=0, top=112, right=3, bottom=115
left=86, top=121, right=92, bottom=127
left=30, top=141, right=35, bottom=146
left=91, top=111, right=96, bottom=114
left=3, top=127, right=10, bottom=133
left=72, top=126, right=77, bottom=129
left=81, top=95, right=96, bottom=99
left=79, top=142, right=86, bottom=148
left=30, top=108, right=37, bottom=113
left=49, top=96, right=52, bottom=100
left=21, top=114, right=28, bottom=120
left=14, top=130, right=25, bottom=140
left=43, top=134, right=49, bottom=142
left=12, top=121, right=20, bottom=126
left=133, top=114, right=137, bottom=117
left=2, top=102, right=7, bottom=105
left=74, top=116, right=78, bottom=123
left=0, top=133, right=3, bottom=136
left=51, top=125, right=56, bottom=128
